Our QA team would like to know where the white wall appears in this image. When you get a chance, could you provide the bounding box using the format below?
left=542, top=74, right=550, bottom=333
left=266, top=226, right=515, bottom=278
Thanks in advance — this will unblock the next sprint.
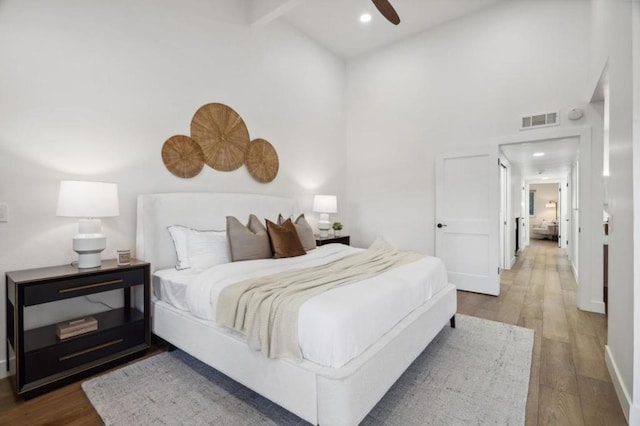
left=590, top=0, right=640, bottom=422
left=589, top=0, right=636, bottom=421
left=345, top=0, right=590, bottom=253
left=633, top=1, right=640, bottom=423
left=0, top=0, right=346, bottom=375
left=569, top=160, right=579, bottom=274
left=529, top=183, right=559, bottom=226
left=558, top=177, right=569, bottom=250
left=517, top=176, right=526, bottom=252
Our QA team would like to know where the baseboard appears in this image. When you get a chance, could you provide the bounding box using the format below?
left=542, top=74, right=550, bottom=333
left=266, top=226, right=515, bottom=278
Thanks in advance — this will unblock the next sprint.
left=583, top=300, right=606, bottom=314
left=510, top=256, right=517, bottom=268
left=605, top=345, right=631, bottom=422
left=571, top=262, right=579, bottom=281
left=0, top=359, right=7, bottom=379
left=630, top=403, right=640, bottom=426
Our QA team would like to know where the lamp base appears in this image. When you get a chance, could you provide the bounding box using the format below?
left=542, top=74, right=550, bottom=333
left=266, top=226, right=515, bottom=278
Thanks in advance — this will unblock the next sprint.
left=76, top=251, right=103, bottom=269
left=73, top=219, right=106, bottom=269
left=318, top=213, right=330, bottom=238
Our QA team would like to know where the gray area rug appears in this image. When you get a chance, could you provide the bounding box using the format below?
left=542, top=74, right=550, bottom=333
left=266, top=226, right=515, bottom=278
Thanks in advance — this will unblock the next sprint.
left=83, top=314, right=533, bottom=425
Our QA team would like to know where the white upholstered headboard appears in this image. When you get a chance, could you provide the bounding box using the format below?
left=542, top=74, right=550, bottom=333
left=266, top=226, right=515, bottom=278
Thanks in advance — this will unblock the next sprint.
left=136, top=193, right=297, bottom=271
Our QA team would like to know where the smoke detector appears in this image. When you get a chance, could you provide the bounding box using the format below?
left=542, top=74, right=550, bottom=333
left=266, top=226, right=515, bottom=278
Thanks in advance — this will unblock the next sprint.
left=568, top=108, right=584, bottom=120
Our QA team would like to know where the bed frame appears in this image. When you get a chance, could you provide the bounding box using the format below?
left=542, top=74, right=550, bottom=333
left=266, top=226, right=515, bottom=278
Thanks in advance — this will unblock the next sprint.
left=136, top=192, right=457, bottom=426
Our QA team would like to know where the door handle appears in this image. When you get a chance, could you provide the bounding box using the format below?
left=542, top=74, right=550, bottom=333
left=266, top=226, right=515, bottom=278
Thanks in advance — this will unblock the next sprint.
left=437, top=223, right=447, bottom=228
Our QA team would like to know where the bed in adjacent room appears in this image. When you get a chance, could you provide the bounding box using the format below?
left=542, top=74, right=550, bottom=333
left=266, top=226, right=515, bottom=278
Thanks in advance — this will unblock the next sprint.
left=136, top=192, right=457, bottom=426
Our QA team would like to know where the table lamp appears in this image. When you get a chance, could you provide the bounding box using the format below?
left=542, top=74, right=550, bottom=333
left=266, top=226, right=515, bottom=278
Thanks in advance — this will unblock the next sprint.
left=57, top=181, right=119, bottom=268
left=313, top=195, right=337, bottom=238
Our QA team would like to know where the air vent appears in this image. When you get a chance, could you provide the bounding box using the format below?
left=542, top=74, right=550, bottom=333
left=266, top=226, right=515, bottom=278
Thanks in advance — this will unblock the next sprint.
left=521, top=111, right=559, bottom=130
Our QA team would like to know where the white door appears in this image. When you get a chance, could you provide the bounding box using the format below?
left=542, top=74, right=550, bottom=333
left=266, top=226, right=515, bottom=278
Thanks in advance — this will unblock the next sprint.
left=435, top=150, right=500, bottom=295
left=500, top=162, right=508, bottom=269
left=560, top=179, right=569, bottom=249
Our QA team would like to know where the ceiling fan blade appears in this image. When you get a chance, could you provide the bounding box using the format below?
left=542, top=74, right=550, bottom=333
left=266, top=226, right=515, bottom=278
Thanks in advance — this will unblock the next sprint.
left=371, top=0, right=401, bottom=25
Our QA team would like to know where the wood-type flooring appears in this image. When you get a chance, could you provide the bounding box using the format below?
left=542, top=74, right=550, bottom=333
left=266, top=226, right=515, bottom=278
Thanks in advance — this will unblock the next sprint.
left=458, top=240, right=626, bottom=425
left=0, top=240, right=627, bottom=425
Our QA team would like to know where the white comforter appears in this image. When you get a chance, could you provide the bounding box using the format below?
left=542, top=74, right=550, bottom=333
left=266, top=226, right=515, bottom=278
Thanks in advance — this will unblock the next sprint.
left=186, top=244, right=448, bottom=368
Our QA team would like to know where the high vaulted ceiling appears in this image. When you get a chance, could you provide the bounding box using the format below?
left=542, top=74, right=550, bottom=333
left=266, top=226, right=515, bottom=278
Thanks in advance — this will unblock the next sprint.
left=243, top=1, right=581, bottom=179
left=247, top=0, right=508, bottom=58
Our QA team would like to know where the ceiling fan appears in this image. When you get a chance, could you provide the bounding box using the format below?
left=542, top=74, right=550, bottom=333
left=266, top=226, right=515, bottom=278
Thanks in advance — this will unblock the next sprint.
left=371, top=0, right=401, bottom=25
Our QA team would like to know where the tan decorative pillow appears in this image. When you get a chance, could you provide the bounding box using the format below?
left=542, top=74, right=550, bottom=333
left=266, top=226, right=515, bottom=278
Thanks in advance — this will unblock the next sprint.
left=278, top=213, right=316, bottom=252
left=266, top=218, right=306, bottom=259
left=226, top=214, right=272, bottom=261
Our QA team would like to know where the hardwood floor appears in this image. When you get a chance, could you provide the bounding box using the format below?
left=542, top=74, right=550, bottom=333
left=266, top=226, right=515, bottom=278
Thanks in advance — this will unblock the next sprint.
left=0, top=348, right=164, bottom=426
left=459, top=239, right=627, bottom=425
left=0, top=240, right=626, bottom=425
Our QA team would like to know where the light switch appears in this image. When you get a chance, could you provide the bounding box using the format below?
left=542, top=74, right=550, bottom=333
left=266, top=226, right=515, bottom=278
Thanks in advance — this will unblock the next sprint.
left=0, top=203, right=7, bottom=222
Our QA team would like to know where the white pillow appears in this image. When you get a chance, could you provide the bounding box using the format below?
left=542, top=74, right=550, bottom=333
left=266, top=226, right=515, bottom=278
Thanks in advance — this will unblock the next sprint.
left=168, top=226, right=190, bottom=270
left=187, top=228, right=230, bottom=269
left=167, top=226, right=230, bottom=270
left=369, top=236, right=394, bottom=250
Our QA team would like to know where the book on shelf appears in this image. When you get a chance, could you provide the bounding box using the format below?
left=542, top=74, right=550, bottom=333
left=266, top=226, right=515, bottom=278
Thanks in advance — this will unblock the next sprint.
left=56, top=316, right=98, bottom=340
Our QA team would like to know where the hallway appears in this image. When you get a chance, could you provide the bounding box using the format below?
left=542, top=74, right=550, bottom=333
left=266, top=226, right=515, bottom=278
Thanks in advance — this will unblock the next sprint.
left=457, top=240, right=626, bottom=425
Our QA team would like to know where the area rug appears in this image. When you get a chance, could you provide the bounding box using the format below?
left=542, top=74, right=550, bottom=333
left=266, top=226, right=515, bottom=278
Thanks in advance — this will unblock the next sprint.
left=82, top=314, right=533, bottom=425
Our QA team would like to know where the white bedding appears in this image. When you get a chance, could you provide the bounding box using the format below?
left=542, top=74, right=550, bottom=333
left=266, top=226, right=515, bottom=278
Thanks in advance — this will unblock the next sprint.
left=178, top=244, right=449, bottom=368
left=153, top=268, right=200, bottom=312
left=139, top=193, right=457, bottom=425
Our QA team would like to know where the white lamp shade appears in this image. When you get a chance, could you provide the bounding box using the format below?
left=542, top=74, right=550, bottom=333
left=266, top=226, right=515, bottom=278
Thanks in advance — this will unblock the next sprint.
left=57, top=181, right=120, bottom=218
left=313, top=195, right=337, bottom=213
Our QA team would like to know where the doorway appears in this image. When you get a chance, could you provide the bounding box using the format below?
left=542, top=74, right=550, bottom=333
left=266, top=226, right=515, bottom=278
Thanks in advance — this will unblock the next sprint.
left=494, top=126, right=604, bottom=313
left=499, top=138, right=578, bottom=261
left=528, top=182, right=561, bottom=247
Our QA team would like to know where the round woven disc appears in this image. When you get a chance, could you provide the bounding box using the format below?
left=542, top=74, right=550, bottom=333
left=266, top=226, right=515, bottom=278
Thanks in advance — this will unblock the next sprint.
left=162, top=135, right=205, bottom=178
left=190, top=103, right=250, bottom=171
left=245, top=138, right=279, bottom=183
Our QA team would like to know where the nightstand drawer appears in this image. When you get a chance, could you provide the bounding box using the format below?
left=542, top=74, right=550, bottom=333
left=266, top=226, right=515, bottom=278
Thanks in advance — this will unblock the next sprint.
left=7, top=260, right=151, bottom=398
left=24, top=320, right=145, bottom=383
left=316, top=236, right=350, bottom=246
left=23, top=269, right=145, bottom=306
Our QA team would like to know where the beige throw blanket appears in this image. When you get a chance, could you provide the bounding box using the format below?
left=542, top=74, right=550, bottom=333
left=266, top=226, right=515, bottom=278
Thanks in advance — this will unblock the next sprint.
left=216, top=247, right=424, bottom=361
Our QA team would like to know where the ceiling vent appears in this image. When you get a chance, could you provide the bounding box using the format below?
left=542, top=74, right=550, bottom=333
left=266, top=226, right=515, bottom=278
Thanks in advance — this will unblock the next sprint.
left=521, top=111, right=559, bottom=130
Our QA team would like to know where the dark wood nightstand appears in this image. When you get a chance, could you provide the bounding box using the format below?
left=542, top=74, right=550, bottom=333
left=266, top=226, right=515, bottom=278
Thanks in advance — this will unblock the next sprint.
left=5, top=259, right=151, bottom=398
left=316, top=235, right=350, bottom=246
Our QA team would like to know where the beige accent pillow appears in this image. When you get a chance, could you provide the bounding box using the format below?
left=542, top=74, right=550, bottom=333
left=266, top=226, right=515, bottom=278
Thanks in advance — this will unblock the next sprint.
left=266, top=219, right=306, bottom=259
left=226, top=214, right=272, bottom=261
left=278, top=214, right=316, bottom=252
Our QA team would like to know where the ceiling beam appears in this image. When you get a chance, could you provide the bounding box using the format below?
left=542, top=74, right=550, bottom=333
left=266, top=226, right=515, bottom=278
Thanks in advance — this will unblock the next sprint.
left=246, top=0, right=305, bottom=27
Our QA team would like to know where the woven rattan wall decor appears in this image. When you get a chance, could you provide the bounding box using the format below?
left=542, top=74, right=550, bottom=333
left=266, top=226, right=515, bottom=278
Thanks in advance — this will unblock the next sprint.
left=161, top=102, right=279, bottom=183
left=190, top=103, right=250, bottom=172
left=161, top=135, right=205, bottom=178
left=245, top=138, right=279, bottom=183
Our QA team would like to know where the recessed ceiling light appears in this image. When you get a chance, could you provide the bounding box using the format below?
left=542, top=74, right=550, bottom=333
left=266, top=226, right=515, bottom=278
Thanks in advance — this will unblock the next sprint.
left=533, top=152, right=545, bottom=157
left=360, top=13, right=372, bottom=23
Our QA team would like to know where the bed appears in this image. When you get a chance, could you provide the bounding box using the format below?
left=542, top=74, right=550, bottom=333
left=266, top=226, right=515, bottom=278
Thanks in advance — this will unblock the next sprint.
left=136, top=192, right=457, bottom=426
